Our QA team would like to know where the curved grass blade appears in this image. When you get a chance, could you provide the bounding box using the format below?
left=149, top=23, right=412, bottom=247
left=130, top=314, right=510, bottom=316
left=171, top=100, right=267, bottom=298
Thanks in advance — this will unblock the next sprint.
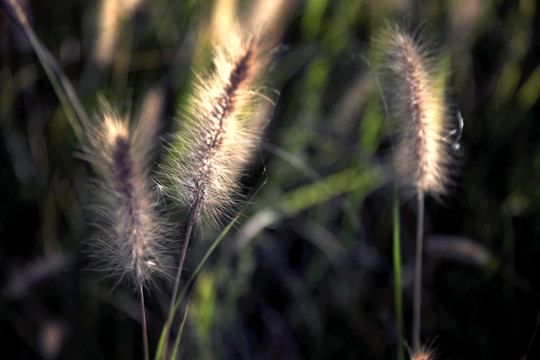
left=1, top=0, right=90, bottom=142
left=393, top=182, right=404, bottom=360
left=155, top=180, right=266, bottom=359
left=170, top=298, right=192, bottom=360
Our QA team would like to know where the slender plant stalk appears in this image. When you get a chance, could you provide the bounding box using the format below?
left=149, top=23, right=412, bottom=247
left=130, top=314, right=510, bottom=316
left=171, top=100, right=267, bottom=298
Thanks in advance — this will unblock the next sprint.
left=155, top=207, right=241, bottom=360
left=155, top=179, right=265, bottom=360
left=392, top=182, right=404, bottom=360
left=412, top=190, right=425, bottom=352
left=170, top=285, right=195, bottom=360
left=162, top=203, right=199, bottom=360
left=175, top=197, right=252, bottom=311
left=362, top=53, right=405, bottom=360
left=140, top=285, right=150, bottom=360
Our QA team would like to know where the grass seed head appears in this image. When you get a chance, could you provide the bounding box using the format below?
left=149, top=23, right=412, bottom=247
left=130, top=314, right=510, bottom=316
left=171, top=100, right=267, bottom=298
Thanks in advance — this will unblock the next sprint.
left=161, top=32, right=271, bottom=226
left=83, top=100, right=173, bottom=290
left=373, top=24, right=455, bottom=197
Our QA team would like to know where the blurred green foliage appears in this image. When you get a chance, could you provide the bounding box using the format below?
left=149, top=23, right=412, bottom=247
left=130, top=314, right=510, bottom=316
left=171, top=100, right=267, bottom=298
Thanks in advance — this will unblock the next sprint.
left=1, top=0, right=539, bottom=359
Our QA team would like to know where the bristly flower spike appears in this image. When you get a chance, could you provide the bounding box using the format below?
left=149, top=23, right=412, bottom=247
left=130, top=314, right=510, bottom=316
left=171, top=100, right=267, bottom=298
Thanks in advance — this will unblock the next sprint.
left=158, top=31, right=273, bottom=359
left=83, top=100, right=172, bottom=290
left=375, top=24, right=454, bottom=197
left=373, top=24, right=458, bottom=354
left=162, top=32, right=270, bottom=226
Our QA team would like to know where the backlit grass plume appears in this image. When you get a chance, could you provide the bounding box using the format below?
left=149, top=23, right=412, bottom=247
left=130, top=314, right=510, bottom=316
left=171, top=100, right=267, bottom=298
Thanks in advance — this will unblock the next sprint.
left=158, top=32, right=272, bottom=358
left=375, top=24, right=453, bottom=197
left=83, top=101, right=171, bottom=290
left=162, top=33, right=269, bottom=226
left=373, top=24, right=457, bottom=354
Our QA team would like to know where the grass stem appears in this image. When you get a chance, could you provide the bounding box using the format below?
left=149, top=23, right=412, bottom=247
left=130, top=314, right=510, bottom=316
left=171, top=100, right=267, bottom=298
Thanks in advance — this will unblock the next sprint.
left=140, top=284, right=150, bottom=360
left=392, top=182, right=404, bottom=360
left=161, top=201, right=200, bottom=359
left=412, top=190, right=425, bottom=352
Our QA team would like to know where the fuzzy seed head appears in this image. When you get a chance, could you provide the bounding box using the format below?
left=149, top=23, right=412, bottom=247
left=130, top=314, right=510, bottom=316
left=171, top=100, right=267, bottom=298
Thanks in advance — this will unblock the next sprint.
left=374, top=25, right=454, bottom=197
left=93, top=0, right=144, bottom=66
left=83, top=102, right=172, bottom=289
left=161, top=33, right=270, bottom=226
left=409, top=344, right=437, bottom=360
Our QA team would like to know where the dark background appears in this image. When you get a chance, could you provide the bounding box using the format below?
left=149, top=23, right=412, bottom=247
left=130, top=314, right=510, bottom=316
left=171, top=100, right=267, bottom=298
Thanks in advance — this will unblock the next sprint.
left=1, top=0, right=539, bottom=359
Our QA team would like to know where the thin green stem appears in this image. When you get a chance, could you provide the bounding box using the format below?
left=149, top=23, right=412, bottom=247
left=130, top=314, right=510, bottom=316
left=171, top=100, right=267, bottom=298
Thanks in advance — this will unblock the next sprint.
left=155, top=182, right=265, bottom=360
left=392, top=182, right=404, bottom=360
left=412, top=190, right=425, bottom=352
left=170, top=287, right=194, bottom=360
left=140, top=284, right=150, bottom=360
left=161, top=210, right=241, bottom=360
left=364, top=53, right=404, bottom=359
left=161, top=203, right=199, bottom=360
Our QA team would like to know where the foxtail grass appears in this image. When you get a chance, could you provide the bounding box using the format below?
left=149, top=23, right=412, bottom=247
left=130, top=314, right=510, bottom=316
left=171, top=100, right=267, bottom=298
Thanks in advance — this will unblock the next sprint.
left=159, top=31, right=272, bottom=358
left=83, top=101, right=171, bottom=290
left=161, top=34, right=269, bottom=226
left=373, top=24, right=456, bottom=353
left=82, top=101, right=172, bottom=360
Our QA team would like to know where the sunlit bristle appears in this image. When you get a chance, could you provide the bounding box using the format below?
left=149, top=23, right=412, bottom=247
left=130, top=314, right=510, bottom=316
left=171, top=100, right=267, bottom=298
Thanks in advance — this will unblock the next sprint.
left=83, top=100, right=172, bottom=289
left=373, top=24, right=454, bottom=197
left=161, top=31, right=272, bottom=226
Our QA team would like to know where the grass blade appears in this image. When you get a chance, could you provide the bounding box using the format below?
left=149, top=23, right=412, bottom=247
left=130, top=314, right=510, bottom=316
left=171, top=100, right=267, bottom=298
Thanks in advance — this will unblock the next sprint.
left=2, top=0, right=90, bottom=142
left=155, top=180, right=265, bottom=360
left=393, top=182, right=404, bottom=360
